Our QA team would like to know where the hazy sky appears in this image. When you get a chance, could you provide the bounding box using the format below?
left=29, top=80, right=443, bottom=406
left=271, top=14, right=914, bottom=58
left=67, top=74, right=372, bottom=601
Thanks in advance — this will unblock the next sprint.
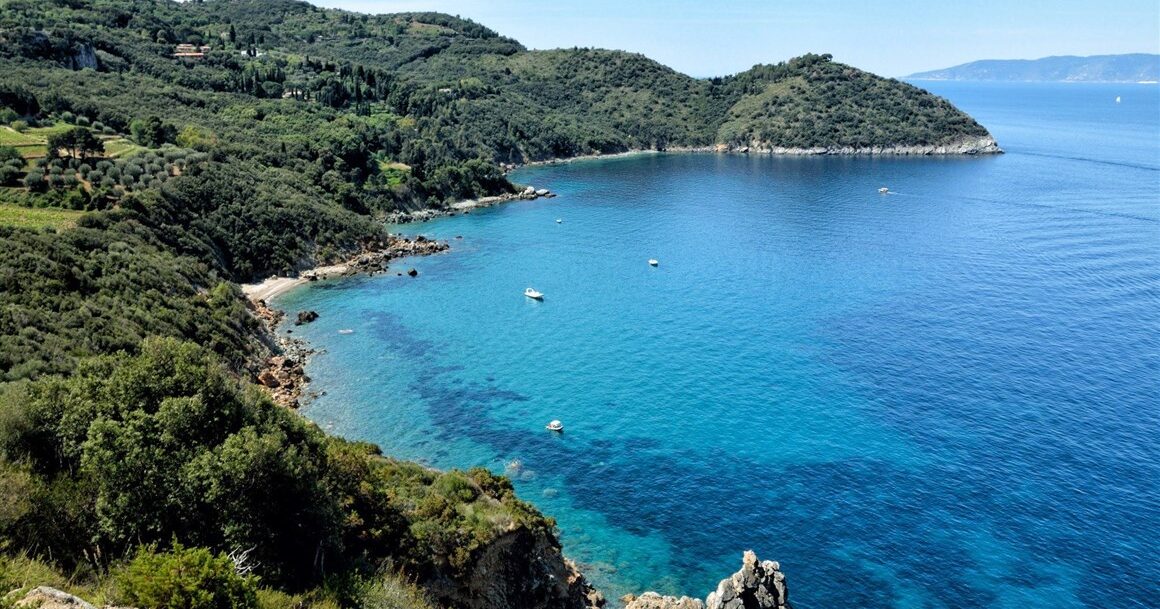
left=310, top=0, right=1160, bottom=77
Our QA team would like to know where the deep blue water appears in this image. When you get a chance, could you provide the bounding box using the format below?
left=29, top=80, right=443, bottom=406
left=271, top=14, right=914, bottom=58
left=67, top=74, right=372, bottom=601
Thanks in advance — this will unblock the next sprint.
left=277, top=82, right=1160, bottom=609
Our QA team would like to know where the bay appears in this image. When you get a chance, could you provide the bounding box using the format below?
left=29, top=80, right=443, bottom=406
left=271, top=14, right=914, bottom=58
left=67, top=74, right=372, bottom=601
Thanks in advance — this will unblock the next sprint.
left=276, top=81, right=1159, bottom=609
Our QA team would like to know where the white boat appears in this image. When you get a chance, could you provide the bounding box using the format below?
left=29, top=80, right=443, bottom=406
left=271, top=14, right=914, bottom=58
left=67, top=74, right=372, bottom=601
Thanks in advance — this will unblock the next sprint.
left=648, top=259, right=659, bottom=266
left=556, top=218, right=563, bottom=224
left=878, top=187, right=889, bottom=194
left=524, top=287, right=544, bottom=300
left=546, top=420, right=564, bottom=432
left=1116, top=96, right=1121, bottom=103
left=337, top=329, right=354, bottom=335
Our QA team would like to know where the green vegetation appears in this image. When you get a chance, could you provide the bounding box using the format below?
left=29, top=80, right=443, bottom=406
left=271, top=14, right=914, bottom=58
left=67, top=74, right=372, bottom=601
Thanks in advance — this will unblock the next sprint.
left=0, top=339, right=554, bottom=607
left=0, top=202, right=83, bottom=229
left=116, top=544, right=259, bottom=609
left=0, top=0, right=995, bottom=606
left=715, top=55, right=989, bottom=148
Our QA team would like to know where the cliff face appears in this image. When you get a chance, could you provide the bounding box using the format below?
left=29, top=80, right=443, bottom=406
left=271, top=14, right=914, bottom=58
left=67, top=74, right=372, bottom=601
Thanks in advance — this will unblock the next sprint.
left=623, top=551, right=791, bottom=609
left=432, top=526, right=604, bottom=609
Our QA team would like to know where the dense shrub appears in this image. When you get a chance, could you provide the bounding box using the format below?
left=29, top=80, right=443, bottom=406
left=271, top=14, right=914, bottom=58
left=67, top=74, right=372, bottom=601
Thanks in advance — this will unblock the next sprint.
left=115, top=543, right=258, bottom=609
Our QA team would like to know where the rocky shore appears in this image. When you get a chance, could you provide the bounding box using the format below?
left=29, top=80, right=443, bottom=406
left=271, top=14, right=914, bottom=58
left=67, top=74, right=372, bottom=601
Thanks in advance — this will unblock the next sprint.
left=732, top=135, right=1003, bottom=155
left=245, top=234, right=449, bottom=407
left=385, top=185, right=558, bottom=224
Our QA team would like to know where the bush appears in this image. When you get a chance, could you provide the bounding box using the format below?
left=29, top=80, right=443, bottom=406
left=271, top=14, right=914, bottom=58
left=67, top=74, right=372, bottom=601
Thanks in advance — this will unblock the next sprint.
left=0, top=165, right=21, bottom=186
left=22, top=171, right=46, bottom=192
left=114, top=543, right=259, bottom=609
left=10, top=121, right=28, bottom=133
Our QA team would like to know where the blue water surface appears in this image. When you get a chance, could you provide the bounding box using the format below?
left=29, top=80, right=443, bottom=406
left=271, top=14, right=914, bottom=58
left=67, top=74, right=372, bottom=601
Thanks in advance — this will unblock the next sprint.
left=277, top=82, right=1160, bottom=609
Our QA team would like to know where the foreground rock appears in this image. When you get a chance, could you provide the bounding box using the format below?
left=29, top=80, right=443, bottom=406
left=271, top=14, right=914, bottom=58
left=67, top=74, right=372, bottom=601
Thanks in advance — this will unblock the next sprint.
left=627, top=551, right=791, bottom=609
left=13, top=587, right=96, bottom=609
left=10, top=586, right=135, bottom=609
left=429, top=527, right=604, bottom=609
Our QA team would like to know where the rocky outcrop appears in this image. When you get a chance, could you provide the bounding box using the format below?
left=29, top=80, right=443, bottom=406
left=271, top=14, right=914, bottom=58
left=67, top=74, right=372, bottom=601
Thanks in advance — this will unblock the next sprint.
left=623, top=592, right=704, bottom=609
left=70, top=44, right=98, bottom=70
left=387, top=187, right=556, bottom=223
left=734, top=135, right=1002, bottom=156
left=628, top=551, right=791, bottom=609
left=295, top=310, right=319, bottom=325
left=9, top=586, right=135, bottom=609
left=12, top=587, right=96, bottom=609
left=705, top=551, right=790, bottom=609
left=428, top=526, right=604, bottom=609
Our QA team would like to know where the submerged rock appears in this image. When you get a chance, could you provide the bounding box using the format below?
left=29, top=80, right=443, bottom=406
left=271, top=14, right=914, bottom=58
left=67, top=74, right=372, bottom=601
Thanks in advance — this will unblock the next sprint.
left=407, top=268, right=419, bottom=277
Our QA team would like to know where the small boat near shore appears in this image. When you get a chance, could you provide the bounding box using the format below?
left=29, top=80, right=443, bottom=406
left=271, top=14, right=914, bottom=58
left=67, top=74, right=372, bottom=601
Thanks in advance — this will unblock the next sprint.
left=546, top=420, right=564, bottom=432
left=524, top=287, right=544, bottom=300
left=648, top=259, right=659, bottom=266
left=338, top=329, right=354, bottom=335
left=878, top=187, right=889, bottom=194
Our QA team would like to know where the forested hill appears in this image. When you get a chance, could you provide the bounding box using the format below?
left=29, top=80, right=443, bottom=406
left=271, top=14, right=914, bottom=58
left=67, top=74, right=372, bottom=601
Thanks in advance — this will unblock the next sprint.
left=908, top=53, right=1160, bottom=83
left=0, top=2, right=995, bottom=607
left=0, top=0, right=995, bottom=213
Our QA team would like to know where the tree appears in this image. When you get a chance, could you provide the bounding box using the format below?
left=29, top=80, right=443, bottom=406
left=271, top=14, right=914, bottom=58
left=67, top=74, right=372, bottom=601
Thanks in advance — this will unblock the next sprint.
left=130, top=116, right=175, bottom=148
left=46, top=127, right=104, bottom=160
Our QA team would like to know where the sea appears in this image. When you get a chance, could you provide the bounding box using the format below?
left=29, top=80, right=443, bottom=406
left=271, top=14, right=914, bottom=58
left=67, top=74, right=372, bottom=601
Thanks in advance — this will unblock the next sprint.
left=275, top=81, right=1159, bottom=609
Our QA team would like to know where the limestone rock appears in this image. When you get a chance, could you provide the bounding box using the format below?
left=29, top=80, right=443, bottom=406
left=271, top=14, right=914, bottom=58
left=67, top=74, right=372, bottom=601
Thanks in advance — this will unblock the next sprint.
left=623, top=592, right=704, bottom=609
left=295, top=310, right=319, bottom=325
left=14, top=586, right=96, bottom=609
left=705, top=551, right=790, bottom=609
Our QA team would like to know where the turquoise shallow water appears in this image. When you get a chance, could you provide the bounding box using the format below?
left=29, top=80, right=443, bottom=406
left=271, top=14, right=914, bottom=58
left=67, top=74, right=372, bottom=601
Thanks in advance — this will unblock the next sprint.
left=277, top=82, right=1159, bottom=608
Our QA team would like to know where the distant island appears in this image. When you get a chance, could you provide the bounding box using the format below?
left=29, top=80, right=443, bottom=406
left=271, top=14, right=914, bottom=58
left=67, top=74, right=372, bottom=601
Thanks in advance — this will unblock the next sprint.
left=908, top=53, right=1160, bottom=83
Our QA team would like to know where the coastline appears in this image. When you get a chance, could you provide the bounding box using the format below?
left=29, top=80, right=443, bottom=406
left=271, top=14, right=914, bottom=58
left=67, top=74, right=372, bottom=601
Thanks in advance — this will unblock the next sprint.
left=242, top=234, right=450, bottom=408
left=241, top=262, right=350, bottom=302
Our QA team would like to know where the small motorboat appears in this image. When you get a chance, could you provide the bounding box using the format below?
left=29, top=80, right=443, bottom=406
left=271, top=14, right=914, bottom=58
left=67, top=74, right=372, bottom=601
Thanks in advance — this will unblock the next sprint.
left=878, top=187, right=889, bottom=194
left=524, top=287, right=544, bottom=300
left=556, top=218, right=563, bottom=224
left=337, top=329, right=354, bottom=335
left=648, top=259, right=659, bottom=267
left=546, top=420, right=564, bottom=432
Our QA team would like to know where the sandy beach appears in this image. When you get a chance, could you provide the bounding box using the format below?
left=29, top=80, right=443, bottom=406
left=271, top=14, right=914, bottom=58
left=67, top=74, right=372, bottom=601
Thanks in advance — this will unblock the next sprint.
left=240, top=263, right=350, bottom=302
